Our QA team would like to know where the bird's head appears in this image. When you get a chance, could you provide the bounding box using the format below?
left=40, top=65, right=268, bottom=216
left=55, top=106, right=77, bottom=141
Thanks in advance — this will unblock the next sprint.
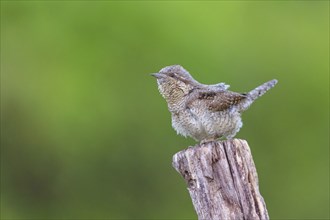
left=151, top=65, right=198, bottom=102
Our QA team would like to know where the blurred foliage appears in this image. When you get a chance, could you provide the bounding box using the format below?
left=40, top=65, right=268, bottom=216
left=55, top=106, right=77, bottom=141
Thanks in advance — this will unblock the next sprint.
left=1, top=1, right=329, bottom=219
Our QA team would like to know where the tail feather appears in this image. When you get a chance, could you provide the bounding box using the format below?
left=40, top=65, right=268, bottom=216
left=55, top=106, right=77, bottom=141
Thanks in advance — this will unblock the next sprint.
left=240, top=79, right=278, bottom=111
left=248, top=79, right=278, bottom=101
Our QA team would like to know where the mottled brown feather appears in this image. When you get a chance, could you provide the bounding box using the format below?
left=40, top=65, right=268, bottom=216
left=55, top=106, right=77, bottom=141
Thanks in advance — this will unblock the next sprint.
left=185, top=89, right=247, bottom=112
left=201, top=91, right=247, bottom=111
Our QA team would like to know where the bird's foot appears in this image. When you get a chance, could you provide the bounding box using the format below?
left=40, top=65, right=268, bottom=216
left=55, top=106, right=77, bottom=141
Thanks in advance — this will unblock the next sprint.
left=200, top=138, right=216, bottom=145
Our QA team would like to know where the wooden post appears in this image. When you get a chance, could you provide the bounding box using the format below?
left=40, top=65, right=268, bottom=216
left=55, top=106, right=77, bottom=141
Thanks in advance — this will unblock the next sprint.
left=172, top=139, right=269, bottom=220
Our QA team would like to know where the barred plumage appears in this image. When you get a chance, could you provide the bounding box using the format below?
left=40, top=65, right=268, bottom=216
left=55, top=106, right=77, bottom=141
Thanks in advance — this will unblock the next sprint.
left=152, top=65, right=278, bottom=142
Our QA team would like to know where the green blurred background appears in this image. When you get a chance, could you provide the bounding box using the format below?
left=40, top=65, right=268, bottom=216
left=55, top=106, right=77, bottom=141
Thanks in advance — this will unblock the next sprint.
left=1, top=1, right=329, bottom=219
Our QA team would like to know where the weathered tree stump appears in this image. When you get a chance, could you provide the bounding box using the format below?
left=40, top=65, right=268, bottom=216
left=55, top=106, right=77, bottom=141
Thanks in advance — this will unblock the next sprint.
left=172, top=139, right=269, bottom=220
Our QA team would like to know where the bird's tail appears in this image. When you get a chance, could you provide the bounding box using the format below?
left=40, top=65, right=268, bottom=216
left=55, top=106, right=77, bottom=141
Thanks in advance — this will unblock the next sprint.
left=240, top=79, right=278, bottom=111
left=248, top=79, right=278, bottom=101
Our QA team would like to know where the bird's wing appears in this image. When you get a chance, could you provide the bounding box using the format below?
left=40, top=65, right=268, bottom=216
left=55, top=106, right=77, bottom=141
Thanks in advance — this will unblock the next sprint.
left=186, top=90, right=247, bottom=112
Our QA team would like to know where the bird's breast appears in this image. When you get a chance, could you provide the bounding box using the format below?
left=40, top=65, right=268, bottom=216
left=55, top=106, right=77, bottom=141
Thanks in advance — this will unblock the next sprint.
left=171, top=107, right=242, bottom=141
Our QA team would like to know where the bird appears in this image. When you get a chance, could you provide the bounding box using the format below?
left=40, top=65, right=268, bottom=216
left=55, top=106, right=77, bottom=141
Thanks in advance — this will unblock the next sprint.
left=151, top=65, right=278, bottom=142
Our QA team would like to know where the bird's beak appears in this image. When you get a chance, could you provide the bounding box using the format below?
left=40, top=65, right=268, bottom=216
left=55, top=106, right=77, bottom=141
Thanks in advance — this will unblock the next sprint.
left=150, top=73, right=163, bottom=79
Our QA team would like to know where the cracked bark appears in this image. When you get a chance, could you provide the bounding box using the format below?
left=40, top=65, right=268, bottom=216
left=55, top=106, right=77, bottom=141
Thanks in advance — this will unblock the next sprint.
left=172, top=139, right=269, bottom=220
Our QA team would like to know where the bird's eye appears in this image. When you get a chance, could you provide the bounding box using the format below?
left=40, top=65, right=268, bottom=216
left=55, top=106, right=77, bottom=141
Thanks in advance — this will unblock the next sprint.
left=168, top=73, right=175, bottom=77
